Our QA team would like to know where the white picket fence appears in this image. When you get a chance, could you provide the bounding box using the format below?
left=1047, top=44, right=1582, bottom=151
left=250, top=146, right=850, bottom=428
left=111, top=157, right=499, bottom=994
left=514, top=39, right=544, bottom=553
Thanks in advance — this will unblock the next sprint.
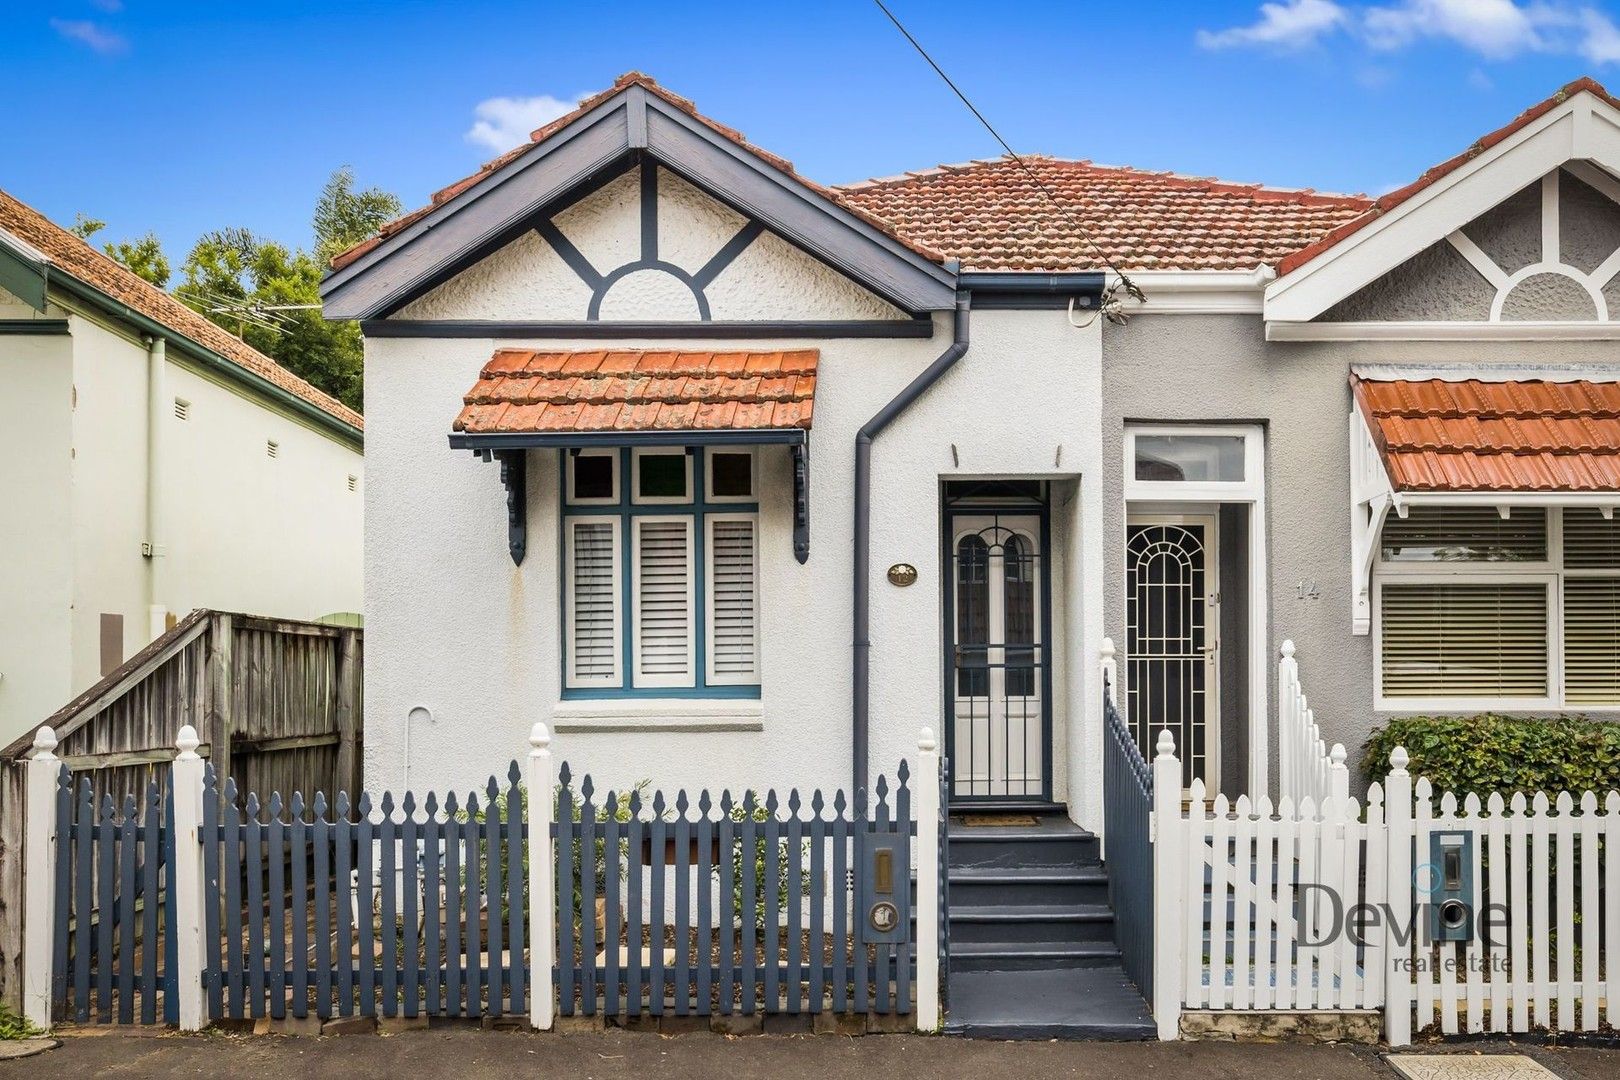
left=1151, top=736, right=1620, bottom=1044
left=1276, top=641, right=1348, bottom=807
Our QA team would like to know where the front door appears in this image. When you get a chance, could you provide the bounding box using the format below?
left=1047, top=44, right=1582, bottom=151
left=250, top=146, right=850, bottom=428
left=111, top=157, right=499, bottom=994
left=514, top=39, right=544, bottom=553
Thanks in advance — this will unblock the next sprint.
left=1125, top=515, right=1220, bottom=790
left=945, top=510, right=1050, bottom=802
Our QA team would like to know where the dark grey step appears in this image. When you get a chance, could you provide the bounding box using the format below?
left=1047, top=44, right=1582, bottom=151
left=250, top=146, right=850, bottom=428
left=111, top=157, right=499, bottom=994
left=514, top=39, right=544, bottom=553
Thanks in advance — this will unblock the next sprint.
left=947, top=866, right=1109, bottom=907
left=944, top=965, right=1155, bottom=1040
left=948, top=830, right=1100, bottom=869
left=948, top=940, right=1122, bottom=972
left=949, top=903, right=1115, bottom=945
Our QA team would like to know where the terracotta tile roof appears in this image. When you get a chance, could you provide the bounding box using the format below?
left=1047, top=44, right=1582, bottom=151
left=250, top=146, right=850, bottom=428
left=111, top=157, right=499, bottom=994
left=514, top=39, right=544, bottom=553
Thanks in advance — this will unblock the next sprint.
left=454, top=349, right=817, bottom=435
left=0, top=187, right=361, bottom=432
left=331, top=72, right=943, bottom=273
left=1352, top=373, right=1620, bottom=492
left=836, top=156, right=1370, bottom=272
left=1278, top=77, right=1620, bottom=278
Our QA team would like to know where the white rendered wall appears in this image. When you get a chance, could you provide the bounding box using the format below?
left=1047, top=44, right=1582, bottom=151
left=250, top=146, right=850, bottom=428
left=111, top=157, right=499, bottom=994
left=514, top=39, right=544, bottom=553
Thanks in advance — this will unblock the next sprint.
left=0, top=313, right=75, bottom=742
left=363, top=174, right=1107, bottom=830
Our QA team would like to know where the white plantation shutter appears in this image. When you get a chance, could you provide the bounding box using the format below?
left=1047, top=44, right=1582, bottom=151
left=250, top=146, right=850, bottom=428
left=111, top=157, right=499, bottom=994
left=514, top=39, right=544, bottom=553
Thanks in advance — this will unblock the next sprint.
left=1563, top=509, right=1620, bottom=704
left=1379, top=582, right=1549, bottom=699
left=633, top=517, right=695, bottom=686
left=707, top=515, right=760, bottom=684
left=1380, top=506, right=1547, bottom=563
left=566, top=518, right=621, bottom=687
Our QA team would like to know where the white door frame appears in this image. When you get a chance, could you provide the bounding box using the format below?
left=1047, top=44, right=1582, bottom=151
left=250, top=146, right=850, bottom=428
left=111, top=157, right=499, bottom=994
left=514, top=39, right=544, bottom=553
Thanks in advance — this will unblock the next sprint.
left=1124, top=423, right=1269, bottom=797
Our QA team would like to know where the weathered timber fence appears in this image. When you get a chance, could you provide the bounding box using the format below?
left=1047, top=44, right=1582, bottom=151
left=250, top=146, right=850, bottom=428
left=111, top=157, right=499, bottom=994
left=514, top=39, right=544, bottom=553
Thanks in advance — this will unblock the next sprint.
left=1100, top=639, right=1154, bottom=1008
left=23, top=723, right=942, bottom=1033
left=1, top=610, right=362, bottom=1011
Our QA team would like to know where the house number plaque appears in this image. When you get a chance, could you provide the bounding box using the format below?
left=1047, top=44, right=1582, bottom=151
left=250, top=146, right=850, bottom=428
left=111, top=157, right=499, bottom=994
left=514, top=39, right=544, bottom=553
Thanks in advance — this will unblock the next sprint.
left=887, top=563, right=918, bottom=587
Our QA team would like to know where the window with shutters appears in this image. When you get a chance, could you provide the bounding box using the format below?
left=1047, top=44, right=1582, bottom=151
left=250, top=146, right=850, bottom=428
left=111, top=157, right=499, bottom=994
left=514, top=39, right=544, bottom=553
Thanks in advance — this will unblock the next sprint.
left=1375, top=506, right=1620, bottom=709
left=561, top=447, right=761, bottom=697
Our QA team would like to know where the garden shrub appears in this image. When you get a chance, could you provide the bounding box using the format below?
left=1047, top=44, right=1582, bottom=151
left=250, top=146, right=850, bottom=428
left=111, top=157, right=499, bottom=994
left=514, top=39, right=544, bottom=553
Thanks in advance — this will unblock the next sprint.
left=1363, top=714, right=1620, bottom=795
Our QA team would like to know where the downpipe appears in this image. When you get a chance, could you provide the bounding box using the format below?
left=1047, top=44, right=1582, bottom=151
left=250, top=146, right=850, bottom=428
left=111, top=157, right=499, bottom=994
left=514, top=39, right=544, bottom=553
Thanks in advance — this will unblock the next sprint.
left=852, top=290, right=970, bottom=804
left=144, top=334, right=168, bottom=642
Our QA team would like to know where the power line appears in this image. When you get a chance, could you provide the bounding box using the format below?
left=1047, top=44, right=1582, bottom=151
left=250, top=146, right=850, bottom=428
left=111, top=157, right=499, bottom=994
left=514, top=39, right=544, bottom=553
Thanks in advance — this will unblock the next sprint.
left=871, top=0, right=1143, bottom=304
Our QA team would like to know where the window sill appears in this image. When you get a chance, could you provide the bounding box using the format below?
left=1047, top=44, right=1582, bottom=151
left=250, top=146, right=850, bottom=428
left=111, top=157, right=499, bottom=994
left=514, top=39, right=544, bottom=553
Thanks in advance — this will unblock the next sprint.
left=551, top=697, right=764, bottom=734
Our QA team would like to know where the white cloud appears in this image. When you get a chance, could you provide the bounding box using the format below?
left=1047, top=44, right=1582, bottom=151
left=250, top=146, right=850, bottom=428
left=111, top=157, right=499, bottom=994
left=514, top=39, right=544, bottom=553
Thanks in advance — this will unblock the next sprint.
left=465, top=94, right=584, bottom=153
left=1196, top=0, right=1348, bottom=50
left=1467, top=67, right=1496, bottom=90
left=1363, top=0, right=1543, bottom=58
left=1200, top=1, right=1620, bottom=67
left=49, top=17, right=127, bottom=55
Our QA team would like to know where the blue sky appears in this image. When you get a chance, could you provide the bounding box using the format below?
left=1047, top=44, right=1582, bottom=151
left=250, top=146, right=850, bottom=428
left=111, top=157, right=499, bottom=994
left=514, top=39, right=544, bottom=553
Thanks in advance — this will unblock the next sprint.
left=9, top=0, right=1620, bottom=260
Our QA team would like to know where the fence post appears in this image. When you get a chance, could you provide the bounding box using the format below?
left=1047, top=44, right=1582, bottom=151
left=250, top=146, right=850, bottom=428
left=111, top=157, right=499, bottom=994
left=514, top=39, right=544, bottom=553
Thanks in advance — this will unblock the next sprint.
left=1151, top=728, right=1182, bottom=1040
left=1383, top=746, right=1412, bottom=1047
left=1328, top=743, right=1350, bottom=808
left=1278, top=640, right=1296, bottom=801
left=1100, top=636, right=1118, bottom=703
left=22, top=726, right=60, bottom=1030
left=171, top=724, right=207, bottom=1031
left=915, top=727, right=941, bottom=1032
left=527, top=722, right=555, bottom=1031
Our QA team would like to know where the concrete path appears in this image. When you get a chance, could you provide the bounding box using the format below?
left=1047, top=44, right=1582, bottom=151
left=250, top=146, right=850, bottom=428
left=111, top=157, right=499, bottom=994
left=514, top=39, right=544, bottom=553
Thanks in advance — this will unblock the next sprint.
left=8, top=1029, right=1618, bottom=1080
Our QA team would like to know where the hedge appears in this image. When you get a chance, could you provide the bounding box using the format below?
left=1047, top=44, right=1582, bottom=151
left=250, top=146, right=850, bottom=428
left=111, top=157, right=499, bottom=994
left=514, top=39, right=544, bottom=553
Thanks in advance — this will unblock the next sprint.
left=1363, top=714, right=1620, bottom=796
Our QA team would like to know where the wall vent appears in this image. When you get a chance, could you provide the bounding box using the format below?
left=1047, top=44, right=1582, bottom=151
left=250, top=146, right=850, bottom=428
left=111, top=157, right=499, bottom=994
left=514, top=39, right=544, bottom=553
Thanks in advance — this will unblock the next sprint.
left=347, top=474, right=359, bottom=492
left=266, top=439, right=279, bottom=459
left=173, top=397, right=190, bottom=421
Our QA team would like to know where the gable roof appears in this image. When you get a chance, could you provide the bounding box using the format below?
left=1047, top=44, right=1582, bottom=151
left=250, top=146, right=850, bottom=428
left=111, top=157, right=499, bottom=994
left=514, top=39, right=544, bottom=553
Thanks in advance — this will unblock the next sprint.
left=1267, top=77, right=1620, bottom=323
left=1352, top=371, right=1620, bottom=492
left=836, top=157, right=1370, bottom=273
left=322, top=72, right=957, bottom=320
left=0, top=187, right=362, bottom=433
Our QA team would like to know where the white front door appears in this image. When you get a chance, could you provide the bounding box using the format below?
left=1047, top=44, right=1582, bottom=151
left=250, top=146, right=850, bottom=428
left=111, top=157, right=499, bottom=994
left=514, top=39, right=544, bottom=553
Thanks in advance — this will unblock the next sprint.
left=948, top=513, right=1046, bottom=801
left=1125, top=514, right=1221, bottom=790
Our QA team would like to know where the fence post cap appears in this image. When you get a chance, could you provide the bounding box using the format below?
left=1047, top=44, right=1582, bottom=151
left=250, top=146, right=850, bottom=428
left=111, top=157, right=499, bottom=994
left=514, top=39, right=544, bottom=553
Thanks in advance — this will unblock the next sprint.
left=1280, top=639, right=1296, bottom=658
left=31, top=725, right=57, bottom=755
left=918, top=726, right=937, bottom=753
left=1329, top=743, right=1347, bottom=768
left=1389, top=745, right=1409, bottom=773
left=1155, top=727, right=1176, bottom=759
left=176, top=724, right=201, bottom=757
left=1100, top=636, right=1115, bottom=659
left=529, top=721, right=551, bottom=750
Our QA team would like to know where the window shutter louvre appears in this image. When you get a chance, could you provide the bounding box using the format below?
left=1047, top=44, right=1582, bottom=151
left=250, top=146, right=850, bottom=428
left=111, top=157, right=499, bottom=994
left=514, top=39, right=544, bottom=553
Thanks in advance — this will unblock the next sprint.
left=634, top=518, right=695, bottom=685
left=1564, top=578, right=1620, bottom=705
left=1563, top=508, right=1620, bottom=569
left=708, top=516, right=759, bottom=683
left=1380, top=582, right=1548, bottom=698
left=1380, top=507, right=1547, bottom=563
left=567, top=519, right=620, bottom=686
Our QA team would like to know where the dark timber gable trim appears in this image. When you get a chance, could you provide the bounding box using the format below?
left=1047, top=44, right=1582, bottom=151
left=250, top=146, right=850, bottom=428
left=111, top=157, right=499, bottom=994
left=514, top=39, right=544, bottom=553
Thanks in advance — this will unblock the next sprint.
left=321, top=84, right=957, bottom=320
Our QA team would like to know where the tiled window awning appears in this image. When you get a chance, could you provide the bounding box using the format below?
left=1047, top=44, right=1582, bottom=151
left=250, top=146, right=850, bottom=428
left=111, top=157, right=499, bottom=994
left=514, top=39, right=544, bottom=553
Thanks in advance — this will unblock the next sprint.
left=449, top=349, right=817, bottom=566
left=452, top=348, right=816, bottom=444
left=1347, top=370, right=1620, bottom=635
left=1352, top=373, right=1620, bottom=493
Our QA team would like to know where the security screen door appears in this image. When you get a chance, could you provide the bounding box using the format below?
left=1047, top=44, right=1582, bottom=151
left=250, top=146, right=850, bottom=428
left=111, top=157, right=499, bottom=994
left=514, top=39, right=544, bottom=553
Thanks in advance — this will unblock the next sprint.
left=947, top=512, right=1049, bottom=802
left=1125, top=516, right=1220, bottom=790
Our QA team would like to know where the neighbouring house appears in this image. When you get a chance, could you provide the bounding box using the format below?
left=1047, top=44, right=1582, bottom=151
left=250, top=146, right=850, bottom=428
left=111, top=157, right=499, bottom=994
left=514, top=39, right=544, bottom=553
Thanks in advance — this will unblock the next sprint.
left=0, top=188, right=365, bottom=746
left=329, top=73, right=1620, bottom=1026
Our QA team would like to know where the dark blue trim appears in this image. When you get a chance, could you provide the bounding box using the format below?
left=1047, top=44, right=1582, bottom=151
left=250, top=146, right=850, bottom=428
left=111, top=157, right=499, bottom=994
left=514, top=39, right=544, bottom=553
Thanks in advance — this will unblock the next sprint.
left=692, top=221, right=766, bottom=290
left=377, top=317, right=934, bottom=339
left=560, top=446, right=762, bottom=700
left=639, top=159, right=660, bottom=263
left=586, top=258, right=710, bottom=321
left=535, top=220, right=604, bottom=290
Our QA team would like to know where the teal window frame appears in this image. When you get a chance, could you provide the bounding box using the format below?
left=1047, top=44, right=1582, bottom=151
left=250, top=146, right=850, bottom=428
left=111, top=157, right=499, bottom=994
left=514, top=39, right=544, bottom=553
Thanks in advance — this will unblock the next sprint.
left=560, top=446, right=761, bottom=700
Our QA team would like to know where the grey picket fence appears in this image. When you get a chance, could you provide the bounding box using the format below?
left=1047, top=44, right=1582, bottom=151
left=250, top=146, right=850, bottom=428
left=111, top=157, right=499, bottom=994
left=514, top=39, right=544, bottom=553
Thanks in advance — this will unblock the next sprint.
left=52, top=769, right=178, bottom=1024
left=201, top=763, right=528, bottom=1022
left=553, top=763, right=915, bottom=1018
left=1103, top=680, right=1154, bottom=1000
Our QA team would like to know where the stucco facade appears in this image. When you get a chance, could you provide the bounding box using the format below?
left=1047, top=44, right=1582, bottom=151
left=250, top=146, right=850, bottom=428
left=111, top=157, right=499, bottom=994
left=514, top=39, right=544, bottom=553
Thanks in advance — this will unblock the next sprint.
left=0, top=287, right=364, bottom=744
left=361, top=165, right=1108, bottom=828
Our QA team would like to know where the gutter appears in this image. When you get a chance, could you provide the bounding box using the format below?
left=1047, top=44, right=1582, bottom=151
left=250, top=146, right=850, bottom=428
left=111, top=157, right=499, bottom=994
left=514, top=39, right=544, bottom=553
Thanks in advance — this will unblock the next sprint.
left=852, top=288, right=970, bottom=803
left=48, top=273, right=363, bottom=450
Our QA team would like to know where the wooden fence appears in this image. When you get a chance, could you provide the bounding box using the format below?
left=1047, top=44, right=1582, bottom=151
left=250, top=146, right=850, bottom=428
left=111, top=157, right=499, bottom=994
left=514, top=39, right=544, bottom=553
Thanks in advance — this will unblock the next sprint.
left=1, top=610, right=361, bottom=1011
left=1276, top=641, right=1350, bottom=808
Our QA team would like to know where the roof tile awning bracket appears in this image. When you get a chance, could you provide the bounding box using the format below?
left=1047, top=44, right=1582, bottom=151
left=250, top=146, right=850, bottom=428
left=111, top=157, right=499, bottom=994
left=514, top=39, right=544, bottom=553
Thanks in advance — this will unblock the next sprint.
left=473, top=447, right=528, bottom=566
left=793, top=441, right=810, bottom=564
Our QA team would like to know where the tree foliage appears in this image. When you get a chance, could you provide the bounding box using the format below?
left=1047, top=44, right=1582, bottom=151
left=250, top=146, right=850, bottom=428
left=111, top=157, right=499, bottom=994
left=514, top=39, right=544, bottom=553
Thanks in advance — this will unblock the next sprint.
left=1364, top=714, right=1620, bottom=795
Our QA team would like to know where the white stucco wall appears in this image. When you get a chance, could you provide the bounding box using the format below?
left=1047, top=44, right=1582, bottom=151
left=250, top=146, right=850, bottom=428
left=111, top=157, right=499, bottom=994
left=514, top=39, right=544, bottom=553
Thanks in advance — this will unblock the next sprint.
left=0, top=298, right=364, bottom=745
left=362, top=175, right=1108, bottom=830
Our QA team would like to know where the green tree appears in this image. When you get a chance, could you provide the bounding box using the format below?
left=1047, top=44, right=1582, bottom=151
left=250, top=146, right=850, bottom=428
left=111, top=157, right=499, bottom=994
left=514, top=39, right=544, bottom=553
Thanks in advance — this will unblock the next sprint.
left=313, top=167, right=401, bottom=265
left=67, top=213, right=106, bottom=240
left=105, top=233, right=170, bottom=287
